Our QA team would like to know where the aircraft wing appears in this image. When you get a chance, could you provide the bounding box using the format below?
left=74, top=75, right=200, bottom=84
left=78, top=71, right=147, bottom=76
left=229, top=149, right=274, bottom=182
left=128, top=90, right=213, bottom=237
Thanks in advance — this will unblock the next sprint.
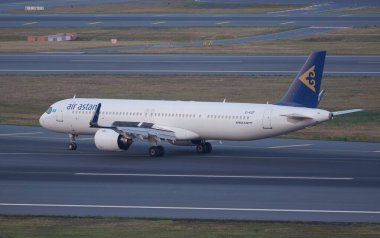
left=89, top=103, right=176, bottom=142
left=115, top=126, right=176, bottom=141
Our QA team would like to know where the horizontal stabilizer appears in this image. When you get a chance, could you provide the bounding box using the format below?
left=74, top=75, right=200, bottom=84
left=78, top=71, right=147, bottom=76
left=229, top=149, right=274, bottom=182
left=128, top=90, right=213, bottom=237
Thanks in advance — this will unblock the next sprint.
left=332, top=109, right=363, bottom=116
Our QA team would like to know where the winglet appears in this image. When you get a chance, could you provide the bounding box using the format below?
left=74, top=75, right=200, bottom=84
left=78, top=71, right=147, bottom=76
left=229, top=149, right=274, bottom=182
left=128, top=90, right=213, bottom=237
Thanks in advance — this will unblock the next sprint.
left=89, top=103, right=101, bottom=127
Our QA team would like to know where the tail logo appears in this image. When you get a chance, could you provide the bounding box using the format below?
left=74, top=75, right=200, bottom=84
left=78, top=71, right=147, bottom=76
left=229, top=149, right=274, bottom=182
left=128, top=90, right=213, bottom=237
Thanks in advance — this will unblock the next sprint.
left=299, top=65, right=316, bottom=92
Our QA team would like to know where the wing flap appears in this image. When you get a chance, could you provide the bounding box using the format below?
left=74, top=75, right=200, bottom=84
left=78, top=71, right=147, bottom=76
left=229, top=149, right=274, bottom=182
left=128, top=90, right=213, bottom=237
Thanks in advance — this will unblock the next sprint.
left=117, top=126, right=176, bottom=141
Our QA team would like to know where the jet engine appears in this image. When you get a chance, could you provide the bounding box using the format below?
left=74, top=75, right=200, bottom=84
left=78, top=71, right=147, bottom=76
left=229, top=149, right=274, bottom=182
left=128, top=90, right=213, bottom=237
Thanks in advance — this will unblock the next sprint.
left=94, top=129, right=133, bottom=151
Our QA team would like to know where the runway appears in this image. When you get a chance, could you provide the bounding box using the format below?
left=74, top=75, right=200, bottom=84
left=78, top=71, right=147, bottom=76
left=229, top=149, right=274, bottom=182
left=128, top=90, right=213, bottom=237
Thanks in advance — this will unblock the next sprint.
left=0, top=125, right=380, bottom=222
left=1, top=53, right=379, bottom=76
left=1, top=13, right=379, bottom=28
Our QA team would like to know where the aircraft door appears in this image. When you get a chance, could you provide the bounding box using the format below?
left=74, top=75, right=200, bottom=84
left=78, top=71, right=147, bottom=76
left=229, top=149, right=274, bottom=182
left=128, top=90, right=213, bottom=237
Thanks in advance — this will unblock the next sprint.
left=262, top=109, right=272, bottom=129
left=56, top=109, right=64, bottom=122
left=145, top=108, right=155, bottom=123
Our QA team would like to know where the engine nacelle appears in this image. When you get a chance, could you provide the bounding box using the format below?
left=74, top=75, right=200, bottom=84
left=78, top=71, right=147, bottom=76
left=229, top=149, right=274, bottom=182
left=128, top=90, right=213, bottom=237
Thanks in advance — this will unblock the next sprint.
left=94, top=129, right=133, bottom=151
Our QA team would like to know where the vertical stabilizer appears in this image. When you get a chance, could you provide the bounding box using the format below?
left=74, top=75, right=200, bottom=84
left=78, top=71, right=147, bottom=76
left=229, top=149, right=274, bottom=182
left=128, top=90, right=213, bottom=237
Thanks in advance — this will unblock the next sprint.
left=276, top=51, right=326, bottom=108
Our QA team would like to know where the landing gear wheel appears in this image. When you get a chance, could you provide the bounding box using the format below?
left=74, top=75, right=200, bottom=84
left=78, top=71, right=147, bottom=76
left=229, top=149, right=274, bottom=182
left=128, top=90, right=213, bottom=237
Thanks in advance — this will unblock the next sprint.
left=68, top=134, right=78, bottom=150
left=68, top=142, right=77, bottom=150
left=204, top=142, right=212, bottom=153
left=196, top=144, right=205, bottom=153
left=196, top=142, right=212, bottom=154
left=149, top=146, right=165, bottom=157
left=156, top=146, right=165, bottom=157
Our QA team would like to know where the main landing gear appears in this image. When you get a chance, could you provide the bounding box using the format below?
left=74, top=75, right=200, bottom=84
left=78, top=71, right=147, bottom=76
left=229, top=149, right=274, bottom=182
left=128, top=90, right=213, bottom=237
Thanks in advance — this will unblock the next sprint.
left=196, top=142, right=212, bottom=154
left=149, top=142, right=212, bottom=157
left=149, top=145, right=165, bottom=157
left=68, top=133, right=78, bottom=150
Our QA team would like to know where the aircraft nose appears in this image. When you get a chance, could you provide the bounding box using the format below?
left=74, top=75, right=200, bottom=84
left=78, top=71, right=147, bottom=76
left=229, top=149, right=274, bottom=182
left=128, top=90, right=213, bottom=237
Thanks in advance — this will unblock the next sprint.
left=39, top=114, right=46, bottom=128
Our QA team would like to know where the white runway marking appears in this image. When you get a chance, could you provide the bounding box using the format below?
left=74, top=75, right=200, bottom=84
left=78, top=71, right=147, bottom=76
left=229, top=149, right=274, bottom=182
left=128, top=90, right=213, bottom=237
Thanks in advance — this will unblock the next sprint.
left=280, top=21, right=295, bottom=25
left=71, top=60, right=242, bottom=63
left=23, top=22, right=38, bottom=26
left=267, top=144, right=312, bottom=149
left=339, top=14, right=352, bottom=17
left=359, top=61, right=380, bottom=64
left=0, top=132, right=42, bottom=136
left=152, top=21, right=166, bottom=25
left=309, top=26, right=349, bottom=29
left=268, top=4, right=321, bottom=14
left=39, top=51, right=84, bottom=54
left=75, top=173, right=352, bottom=180
left=1, top=203, right=378, bottom=214
left=0, top=69, right=378, bottom=74
left=218, top=144, right=367, bottom=152
left=88, top=21, right=102, bottom=25
left=215, top=21, right=230, bottom=25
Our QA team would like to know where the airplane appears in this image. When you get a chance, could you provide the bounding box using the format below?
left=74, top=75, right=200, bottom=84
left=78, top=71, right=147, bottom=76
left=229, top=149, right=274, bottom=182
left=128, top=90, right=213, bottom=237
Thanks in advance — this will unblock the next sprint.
left=39, top=51, right=362, bottom=157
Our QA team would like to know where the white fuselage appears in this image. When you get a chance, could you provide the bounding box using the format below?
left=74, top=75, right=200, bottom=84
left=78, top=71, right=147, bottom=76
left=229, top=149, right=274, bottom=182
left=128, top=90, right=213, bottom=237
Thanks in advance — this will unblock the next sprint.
left=39, top=98, right=331, bottom=142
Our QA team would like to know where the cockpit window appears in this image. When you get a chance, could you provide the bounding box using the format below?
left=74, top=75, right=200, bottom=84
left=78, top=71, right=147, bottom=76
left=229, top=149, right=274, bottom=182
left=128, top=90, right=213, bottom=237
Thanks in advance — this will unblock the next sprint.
left=46, top=107, right=52, bottom=114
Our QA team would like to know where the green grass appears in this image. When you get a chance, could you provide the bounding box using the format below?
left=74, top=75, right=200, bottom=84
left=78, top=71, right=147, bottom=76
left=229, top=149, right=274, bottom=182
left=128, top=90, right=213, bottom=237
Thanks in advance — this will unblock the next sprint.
left=328, top=111, right=380, bottom=126
left=127, top=27, right=380, bottom=55
left=0, top=216, right=380, bottom=238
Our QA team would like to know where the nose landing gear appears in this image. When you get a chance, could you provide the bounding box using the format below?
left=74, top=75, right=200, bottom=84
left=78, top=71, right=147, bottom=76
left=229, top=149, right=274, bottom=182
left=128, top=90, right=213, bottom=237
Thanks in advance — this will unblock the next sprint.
left=68, top=134, right=78, bottom=150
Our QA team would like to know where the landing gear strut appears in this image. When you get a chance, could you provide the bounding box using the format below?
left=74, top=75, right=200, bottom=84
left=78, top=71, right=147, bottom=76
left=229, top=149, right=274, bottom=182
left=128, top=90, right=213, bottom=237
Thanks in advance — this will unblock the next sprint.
left=196, top=142, right=212, bottom=154
left=148, top=145, right=165, bottom=157
left=68, top=133, right=78, bottom=150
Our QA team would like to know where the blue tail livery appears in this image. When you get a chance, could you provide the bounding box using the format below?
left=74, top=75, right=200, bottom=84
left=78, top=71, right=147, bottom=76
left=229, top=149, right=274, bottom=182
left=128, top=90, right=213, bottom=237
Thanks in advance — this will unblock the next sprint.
left=276, top=51, right=326, bottom=108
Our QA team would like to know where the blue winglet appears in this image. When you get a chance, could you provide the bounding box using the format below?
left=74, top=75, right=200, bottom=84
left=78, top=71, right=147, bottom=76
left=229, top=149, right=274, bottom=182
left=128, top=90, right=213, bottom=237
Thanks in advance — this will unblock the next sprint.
left=276, top=51, right=326, bottom=108
left=89, top=103, right=101, bottom=127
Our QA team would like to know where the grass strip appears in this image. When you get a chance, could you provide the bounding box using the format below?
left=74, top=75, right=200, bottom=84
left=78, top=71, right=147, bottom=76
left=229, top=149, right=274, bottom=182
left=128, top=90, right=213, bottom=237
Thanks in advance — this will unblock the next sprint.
left=0, top=216, right=380, bottom=238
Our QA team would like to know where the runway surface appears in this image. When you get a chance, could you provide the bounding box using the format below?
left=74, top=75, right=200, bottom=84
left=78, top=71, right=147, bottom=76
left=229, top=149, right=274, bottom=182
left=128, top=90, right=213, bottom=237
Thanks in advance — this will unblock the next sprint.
left=1, top=13, right=379, bottom=28
left=0, top=53, right=379, bottom=76
left=0, top=125, right=380, bottom=222
left=1, top=0, right=379, bottom=14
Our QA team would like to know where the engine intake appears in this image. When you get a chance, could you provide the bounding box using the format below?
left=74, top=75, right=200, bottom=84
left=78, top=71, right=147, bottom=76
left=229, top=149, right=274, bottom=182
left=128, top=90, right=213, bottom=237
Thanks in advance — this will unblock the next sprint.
left=94, top=129, right=133, bottom=151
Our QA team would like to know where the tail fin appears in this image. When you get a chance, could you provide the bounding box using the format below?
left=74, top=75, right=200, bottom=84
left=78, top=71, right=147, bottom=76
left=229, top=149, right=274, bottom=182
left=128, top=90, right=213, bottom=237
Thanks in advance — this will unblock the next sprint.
left=276, top=51, right=326, bottom=108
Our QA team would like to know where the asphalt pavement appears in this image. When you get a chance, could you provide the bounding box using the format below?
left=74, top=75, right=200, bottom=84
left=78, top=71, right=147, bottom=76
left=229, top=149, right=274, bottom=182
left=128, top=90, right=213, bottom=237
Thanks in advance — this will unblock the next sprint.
left=0, top=13, right=379, bottom=28
left=0, top=125, right=379, bottom=222
left=0, top=53, right=378, bottom=76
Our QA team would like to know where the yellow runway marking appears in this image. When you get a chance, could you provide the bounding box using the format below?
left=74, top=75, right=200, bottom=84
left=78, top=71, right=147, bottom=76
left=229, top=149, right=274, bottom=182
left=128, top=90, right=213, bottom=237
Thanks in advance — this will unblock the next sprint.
left=0, top=132, right=42, bottom=136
